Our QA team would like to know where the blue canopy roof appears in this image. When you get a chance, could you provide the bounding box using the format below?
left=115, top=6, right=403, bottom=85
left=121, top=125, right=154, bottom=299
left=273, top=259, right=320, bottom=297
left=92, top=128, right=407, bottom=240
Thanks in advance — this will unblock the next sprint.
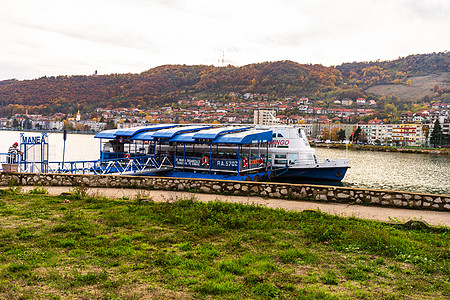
left=130, top=131, right=158, bottom=141
left=213, top=130, right=272, bottom=145
left=193, top=126, right=250, bottom=140
left=153, top=125, right=213, bottom=139
left=169, top=132, right=197, bottom=143
left=95, top=124, right=179, bottom=139
left=94, top=129, right=118, bottom=139
left=96, top=124, right=272, bottom=145
left=168, top=128, right=272, bottom=145
left=114, top=124, right=178, bottom=138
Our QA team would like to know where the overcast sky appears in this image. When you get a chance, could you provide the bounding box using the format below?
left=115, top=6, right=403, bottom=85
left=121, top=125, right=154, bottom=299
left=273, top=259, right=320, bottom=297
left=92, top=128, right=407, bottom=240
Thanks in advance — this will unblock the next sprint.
left=0, top=0, right=448, bottom=81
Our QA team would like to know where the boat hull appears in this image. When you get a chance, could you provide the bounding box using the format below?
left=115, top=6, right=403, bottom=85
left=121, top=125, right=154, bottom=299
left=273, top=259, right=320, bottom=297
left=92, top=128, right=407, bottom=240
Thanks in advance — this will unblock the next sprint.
left=274, top=166, right=349, bottom=182
left=132, top=170, right=273, bottom=182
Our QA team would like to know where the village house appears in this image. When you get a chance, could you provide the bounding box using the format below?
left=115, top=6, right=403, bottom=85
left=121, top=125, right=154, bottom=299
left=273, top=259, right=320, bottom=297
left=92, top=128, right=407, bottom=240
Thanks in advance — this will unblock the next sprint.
left=356, top=98, right=367, bottom=105
left=342, top=99, right=353, bottom=106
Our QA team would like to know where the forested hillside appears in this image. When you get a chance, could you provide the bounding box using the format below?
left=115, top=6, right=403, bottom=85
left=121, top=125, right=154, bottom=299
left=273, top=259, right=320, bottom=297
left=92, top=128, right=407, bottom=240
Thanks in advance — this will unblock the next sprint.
left=0, top=61, right=340, bottom=115
left=0, top=52, right=448, bottom=116
left=337, top=52, right=449, bottom=88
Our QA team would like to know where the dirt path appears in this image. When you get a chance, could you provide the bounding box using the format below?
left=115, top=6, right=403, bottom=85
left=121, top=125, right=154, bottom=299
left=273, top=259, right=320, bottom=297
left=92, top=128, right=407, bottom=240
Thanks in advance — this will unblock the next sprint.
left=20, top=186, right=450, bottom=227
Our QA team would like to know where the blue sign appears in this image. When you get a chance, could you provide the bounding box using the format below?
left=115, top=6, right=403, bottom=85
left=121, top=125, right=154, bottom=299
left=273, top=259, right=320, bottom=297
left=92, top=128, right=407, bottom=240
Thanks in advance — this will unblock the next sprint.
left=175, top=156, right=238, bottom=170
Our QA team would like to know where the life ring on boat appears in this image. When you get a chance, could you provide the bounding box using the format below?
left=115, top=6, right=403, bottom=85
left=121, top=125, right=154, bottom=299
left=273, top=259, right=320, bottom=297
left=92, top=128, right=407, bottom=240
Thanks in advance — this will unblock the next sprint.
left=124, top=153, right=131, bottom=159
left=260, top=157, right=264, bottom=167
left=202, top=156, right=209, bottom=164
left=119, top=138, right=124, bottom=143
left=243, top=157, right=248, bottom=168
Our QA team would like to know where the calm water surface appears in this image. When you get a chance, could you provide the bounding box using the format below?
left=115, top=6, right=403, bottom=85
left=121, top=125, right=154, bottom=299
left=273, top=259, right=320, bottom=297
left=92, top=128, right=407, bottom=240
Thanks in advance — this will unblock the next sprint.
left=1, top=130, right=449, bottom=195
left=315, top=147, right=450, bottom=195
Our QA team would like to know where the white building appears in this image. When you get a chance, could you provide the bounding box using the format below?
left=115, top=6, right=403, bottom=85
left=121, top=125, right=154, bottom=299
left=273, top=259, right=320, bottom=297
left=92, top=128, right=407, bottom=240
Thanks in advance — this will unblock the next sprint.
left=253, top=110, right=278, bottom=125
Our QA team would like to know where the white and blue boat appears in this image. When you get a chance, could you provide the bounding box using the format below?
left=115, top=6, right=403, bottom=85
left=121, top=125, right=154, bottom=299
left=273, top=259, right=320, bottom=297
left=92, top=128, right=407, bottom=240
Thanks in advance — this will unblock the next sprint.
left=263, top=125, right=349, bottom=182
left=93, top=124, right=349, bottom=182
left=94, top=124, right=274, bottom=181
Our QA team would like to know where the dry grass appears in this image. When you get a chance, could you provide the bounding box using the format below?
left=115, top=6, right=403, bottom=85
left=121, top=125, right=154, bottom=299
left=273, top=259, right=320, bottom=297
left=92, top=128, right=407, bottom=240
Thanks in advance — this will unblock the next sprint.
left=366, top=72, right=449, bottom=101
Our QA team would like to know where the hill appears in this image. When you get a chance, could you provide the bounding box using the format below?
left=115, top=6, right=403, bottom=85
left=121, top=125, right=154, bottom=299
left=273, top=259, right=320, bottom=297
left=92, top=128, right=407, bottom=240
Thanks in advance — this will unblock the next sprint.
left=366, top=72, right=449, bottom=101
left=0, top=52, right=449, bottom=116
left=337, top=52, right=449, bottom=88
left=336, top=52, right=450, bottom=102
left=0, top=61, right=340, bottom=116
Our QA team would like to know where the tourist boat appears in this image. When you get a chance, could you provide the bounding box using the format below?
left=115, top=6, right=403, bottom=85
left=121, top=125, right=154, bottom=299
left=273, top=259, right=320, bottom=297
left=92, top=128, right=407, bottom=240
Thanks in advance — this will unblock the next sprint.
left=94, top=124, right=274, bottom=181
left=93, top=124, right=349, bottom=182
left=260, top=125, right=349, bottom=181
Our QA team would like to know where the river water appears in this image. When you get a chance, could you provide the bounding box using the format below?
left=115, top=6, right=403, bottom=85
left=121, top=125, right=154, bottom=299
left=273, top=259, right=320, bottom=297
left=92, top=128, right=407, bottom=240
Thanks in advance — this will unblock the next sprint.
left=1, top=130, right=449, bottom=195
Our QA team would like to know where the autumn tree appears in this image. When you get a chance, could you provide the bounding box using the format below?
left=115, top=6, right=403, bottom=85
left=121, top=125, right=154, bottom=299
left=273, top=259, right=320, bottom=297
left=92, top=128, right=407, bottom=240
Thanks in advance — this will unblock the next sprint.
left=330, top=127, right=340, bottom=141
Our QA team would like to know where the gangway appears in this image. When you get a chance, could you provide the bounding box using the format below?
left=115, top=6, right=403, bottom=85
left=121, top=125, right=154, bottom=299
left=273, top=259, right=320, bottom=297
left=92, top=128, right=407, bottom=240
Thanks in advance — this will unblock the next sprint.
left=94, top=156, right=173, bottom=175
left=13, top=156, right=174, bottom=176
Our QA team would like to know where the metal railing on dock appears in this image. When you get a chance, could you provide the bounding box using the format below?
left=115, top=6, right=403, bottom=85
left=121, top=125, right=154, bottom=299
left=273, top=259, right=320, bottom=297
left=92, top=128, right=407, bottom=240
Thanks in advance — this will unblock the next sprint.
left=1, top=154, right=174, bottom=176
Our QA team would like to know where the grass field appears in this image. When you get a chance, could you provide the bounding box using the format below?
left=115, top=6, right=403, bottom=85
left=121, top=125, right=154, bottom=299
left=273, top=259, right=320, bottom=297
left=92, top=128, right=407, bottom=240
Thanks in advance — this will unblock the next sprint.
left=366, top=72, right=449, bottom=101
left=0, top=186, right=449, bottom=299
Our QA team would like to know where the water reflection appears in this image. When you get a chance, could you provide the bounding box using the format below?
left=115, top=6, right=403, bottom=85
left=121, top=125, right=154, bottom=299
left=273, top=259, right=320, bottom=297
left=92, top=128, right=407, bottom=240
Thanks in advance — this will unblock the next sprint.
left=315, top=147, right=450, bottom=195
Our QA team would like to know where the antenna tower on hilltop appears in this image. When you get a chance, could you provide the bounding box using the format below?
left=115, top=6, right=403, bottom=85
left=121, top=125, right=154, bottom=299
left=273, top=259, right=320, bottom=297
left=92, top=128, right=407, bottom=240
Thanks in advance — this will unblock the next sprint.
left=218, top=50, right=225, bottom=67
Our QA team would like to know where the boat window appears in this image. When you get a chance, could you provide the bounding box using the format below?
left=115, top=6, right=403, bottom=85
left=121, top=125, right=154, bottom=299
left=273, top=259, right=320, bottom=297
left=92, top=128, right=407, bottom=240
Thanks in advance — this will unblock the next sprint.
left=274, top=154, right=287, bottom=164
left=298, top=129, right=306, bottom=140
left=102, top=142, right=112, bottom=152
left=276, top=129, right=287, bottom=138
left=288, top=154, right=298, bottom=165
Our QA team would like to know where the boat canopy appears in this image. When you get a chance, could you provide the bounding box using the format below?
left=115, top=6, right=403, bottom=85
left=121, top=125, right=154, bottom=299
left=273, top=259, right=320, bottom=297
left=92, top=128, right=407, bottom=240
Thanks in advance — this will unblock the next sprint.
left=192, top=126, right=250, bottom=141
left=95, top=125, right=272, bottom=145
left=169, top=132, right=198, bottom=143
left=130, top=131, right=158, bottom=141
left=94, top=129, right=118, bottom=139
left=95, top=124, right=178, bottom=139
left=213, top=130, right=272, bottom=145
left=169, top=129, right=272, bottom=145
left=114, top=124, right=178, bottom=138
left=152, top=125, right=213, bottom=139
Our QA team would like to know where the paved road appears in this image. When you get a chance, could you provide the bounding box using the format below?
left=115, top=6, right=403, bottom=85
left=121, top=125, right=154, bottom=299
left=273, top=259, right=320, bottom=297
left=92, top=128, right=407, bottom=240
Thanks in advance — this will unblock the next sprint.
left=20, top=186, right=450, bottom=227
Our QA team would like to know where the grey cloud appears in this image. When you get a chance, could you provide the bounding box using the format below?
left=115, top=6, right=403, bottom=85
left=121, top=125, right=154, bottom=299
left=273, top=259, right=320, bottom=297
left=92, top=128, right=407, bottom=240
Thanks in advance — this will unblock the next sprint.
left=7, top=19, right=160, bottom=54
left=404, top=0, right=449, bottom=20
left=227, top=47, right=241, bottom=53
left=260, top=28, right=329, bottom=47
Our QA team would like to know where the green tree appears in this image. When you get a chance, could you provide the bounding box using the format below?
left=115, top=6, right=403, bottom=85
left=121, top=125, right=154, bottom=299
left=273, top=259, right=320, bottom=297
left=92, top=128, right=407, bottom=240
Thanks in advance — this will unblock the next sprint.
left=429, top=119, right=442, bottom=147
left=337, top=129, right=346, bottom=141
left=352, top=127, right=361, bottom=143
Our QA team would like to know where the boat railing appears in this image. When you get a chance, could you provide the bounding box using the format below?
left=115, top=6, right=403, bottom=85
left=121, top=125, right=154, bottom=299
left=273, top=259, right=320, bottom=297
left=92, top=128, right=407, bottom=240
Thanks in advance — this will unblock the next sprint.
left=7, top=155, right=174, bottom=175
left=91, top=155, right=174, bottom=175
left=0, top=153, right=20, bottom=164
left=0, top=153, right=23, bottom=172
left=271, top=158, right=316, bottom=166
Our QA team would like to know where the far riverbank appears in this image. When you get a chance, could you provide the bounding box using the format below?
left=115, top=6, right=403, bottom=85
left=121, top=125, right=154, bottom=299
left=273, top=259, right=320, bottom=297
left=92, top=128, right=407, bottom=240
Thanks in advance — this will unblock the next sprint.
left=312, top=143, right=450, bottom=156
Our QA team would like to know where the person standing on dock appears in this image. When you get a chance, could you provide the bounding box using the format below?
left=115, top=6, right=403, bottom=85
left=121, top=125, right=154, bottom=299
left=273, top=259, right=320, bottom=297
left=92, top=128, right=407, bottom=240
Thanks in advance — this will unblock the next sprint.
left=7, top=142, right=22, bottom=164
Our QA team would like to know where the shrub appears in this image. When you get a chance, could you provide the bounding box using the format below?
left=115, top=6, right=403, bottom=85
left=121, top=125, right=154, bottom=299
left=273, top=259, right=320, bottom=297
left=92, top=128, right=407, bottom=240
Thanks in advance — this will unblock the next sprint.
left=252, top=282, right=281, bottom=299
left=320, top=270, right=339, bottom=285
left=278, top=248, right=316, bottom=265
left=28, top=186, right=49, bottom=194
